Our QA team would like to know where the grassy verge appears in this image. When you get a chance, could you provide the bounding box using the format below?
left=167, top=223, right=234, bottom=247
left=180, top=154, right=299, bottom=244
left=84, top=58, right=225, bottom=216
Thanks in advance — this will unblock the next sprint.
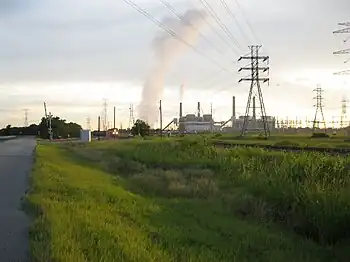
left=26, top=138, right=350, bottom=261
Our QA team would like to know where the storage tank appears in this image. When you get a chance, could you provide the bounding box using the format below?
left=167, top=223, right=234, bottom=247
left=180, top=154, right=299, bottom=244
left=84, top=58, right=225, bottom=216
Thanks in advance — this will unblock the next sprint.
left=80, top=129, right=91, bottom=142
left=203, top=114, right=213, bottom=122
left=186, top=114, right=196, bottom=121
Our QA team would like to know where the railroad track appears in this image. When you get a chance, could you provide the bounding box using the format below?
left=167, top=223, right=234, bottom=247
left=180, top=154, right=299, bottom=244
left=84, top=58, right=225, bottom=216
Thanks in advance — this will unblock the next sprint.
left=213, top=141, right=350, bottom=155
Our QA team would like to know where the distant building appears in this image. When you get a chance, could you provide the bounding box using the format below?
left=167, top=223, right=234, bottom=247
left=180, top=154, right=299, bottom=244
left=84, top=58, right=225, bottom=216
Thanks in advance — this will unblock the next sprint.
left=232, top=116, right=276, bottom=132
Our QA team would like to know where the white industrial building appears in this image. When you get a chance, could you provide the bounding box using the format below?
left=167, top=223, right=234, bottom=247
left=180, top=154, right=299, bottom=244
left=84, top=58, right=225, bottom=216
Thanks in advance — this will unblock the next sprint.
left=176, top=97, right=276, bottom=133
left=179, top=114, right=220, bottom=133
left=178, top=102, right=222, bottom=133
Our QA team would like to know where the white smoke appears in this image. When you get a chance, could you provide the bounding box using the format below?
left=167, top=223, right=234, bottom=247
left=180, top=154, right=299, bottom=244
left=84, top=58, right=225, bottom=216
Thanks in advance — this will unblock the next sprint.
left=138, top=9, right=207, bottom=125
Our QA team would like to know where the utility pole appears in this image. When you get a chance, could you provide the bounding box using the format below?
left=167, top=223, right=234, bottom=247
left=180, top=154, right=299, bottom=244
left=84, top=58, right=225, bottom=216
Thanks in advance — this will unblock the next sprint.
left=86, top=116, right=91, bottom=130
left=210, top=103, right=213, bottom=133
left=97, top=116, right=101, bottom=141
left=43, top=102, right=48, bottom=131
left=238, top=45, right=270, bottom=137
left=102, top=99, right=108, bottom=131
left=113, top=106, right=116, bottom=130
left=159, top=100, right=163, bottom=137
left=48, top=112, right=53, bottom=140
left=43, top=102, right=52, bottom=140
left=312, top=85, right=326, bottom=132
left=23, top=109, right=29, bottom=127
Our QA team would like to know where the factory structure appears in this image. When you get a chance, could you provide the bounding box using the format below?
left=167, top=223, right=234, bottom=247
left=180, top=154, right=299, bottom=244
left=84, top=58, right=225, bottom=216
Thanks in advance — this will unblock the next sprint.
left=170, top=96, right=276, bottom=134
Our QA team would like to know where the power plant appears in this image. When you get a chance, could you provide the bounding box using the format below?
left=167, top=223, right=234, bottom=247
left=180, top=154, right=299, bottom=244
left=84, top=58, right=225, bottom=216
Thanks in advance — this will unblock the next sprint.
left=163, top=96, right=276, bottom=134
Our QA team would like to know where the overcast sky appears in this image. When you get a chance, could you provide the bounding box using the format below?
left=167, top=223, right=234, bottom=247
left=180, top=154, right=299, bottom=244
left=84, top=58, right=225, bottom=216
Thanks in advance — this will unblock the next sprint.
left=1, top=0, right=349, bottom=128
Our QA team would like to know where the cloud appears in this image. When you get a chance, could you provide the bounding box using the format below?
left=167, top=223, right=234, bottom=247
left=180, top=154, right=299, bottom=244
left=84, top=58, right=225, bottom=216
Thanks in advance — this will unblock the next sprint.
left=0, top=0, right=349, bottom=127
left=1, top=0, right=344, bottom=84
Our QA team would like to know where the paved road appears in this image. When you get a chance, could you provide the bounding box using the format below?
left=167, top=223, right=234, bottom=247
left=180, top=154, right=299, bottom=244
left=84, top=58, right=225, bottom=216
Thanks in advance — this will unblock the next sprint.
left=0, top=137, right=36, bottom=262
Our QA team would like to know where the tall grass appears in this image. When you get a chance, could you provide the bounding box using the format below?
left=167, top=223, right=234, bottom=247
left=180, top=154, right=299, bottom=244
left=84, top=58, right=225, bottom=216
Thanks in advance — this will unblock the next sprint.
left=88, top=138, right=350, bottom=244
left=28, top=142, right=333, bottom=262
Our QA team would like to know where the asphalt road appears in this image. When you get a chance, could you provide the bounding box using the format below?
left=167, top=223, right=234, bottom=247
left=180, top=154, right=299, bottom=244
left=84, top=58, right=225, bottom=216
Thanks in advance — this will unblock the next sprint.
left=0, top=137, right=36, bottom=262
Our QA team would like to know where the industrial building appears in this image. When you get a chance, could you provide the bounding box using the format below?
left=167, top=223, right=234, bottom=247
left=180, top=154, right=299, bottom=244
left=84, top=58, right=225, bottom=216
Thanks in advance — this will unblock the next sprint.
left=178, top=102, right=220, bottom=133
left=231, top=96, right=276, bottom=133
left=174, top=96, right=276, bottom=134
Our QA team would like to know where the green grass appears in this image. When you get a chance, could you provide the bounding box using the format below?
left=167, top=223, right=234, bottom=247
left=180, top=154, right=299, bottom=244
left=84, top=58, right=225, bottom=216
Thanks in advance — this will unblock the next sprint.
left=151, top=131, right=350, bottom=149
left=206, top=133, right=350, bottom=148
left=25, top=138, right=350, bottom=261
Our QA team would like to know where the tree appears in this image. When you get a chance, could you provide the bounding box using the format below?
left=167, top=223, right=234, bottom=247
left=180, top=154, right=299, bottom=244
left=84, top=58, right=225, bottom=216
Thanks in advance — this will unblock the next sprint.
left=131, top=119, right=150, bottom=137
left=0, top=115, right=82, bottom=139
left=38, top=116, right=82, bottom=139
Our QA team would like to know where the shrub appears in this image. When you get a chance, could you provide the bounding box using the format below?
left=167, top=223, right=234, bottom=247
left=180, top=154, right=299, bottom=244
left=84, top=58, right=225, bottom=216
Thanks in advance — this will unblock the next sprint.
left=311, top=132, right=329, bottom=138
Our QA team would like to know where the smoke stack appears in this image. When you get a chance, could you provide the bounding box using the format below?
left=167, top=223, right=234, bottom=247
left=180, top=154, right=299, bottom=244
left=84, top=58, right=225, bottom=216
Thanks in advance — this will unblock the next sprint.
left=179, top=102, right=183, bottom=118
left=253, top=96, right=256, bottom=119
left=113, top=106, right=116, bottom=129
left=232, top=96, right=236, bottom=119
left=197, top=102, right=200, bottom=117
left=232, top=96, right=236, bottom=128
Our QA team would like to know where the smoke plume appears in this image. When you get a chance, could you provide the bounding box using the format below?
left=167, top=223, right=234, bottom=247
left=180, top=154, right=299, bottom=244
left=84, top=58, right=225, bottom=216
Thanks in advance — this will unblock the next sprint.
left=138, top=9, right=207, bottom=125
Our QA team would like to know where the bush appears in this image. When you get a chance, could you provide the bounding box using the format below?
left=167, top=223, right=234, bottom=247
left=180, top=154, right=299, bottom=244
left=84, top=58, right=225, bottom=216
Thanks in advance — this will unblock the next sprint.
left=311, top=132, right=329, bottom=138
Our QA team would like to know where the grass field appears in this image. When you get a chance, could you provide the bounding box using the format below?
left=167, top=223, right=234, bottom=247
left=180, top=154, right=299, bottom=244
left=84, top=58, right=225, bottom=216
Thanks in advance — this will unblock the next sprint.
left=26, top=137, right=350, bottom=261
left=207, top=132, right=350, bottom=148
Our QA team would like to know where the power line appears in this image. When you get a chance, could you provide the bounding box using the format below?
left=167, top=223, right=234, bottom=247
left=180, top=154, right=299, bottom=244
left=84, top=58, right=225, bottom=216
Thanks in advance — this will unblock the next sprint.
left=232, top=0, right=261, bottom=45
left=123, top=0, right=231, bottom=74
left=219, top=0, right=251, bottom=45
left=187, top=1, right=239, bottom=57
left=187, top=1, right=239, bottom=56
left=198, top=0, right=241, bottom=51
left=158, top=0, right=227, bottom=59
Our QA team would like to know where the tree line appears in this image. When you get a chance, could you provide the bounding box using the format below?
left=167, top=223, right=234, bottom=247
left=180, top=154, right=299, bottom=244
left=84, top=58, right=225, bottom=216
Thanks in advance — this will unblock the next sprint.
left=0, top=116, right=82, bottom=139
left=0, top=117, right=155, bottom=139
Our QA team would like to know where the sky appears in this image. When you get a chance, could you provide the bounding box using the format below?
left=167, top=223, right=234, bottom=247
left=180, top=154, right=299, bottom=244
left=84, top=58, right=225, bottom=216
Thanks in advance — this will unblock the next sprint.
left=1, top=0, right=349, bottom=129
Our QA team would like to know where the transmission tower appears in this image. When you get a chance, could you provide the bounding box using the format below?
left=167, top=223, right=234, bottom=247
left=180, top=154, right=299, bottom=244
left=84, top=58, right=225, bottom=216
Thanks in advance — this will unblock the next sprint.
left=102, top=99, right=108, bottom=131
left=86, top=116, right=91, bottom=130
left=340, top=97, right=349, bottom=128
left=129, top=104, right=135, bottom=129
left=312, top=85, right=326, bottom=132
left=238, top=45, right=270, bottom=137
left=23, top=109, right=29, bottom=127
left=333, top=22, right=350, bottom=75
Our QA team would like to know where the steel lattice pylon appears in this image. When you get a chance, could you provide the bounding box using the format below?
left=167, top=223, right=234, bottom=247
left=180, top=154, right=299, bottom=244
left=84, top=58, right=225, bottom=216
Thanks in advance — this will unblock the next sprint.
left=333, top=22, right=350, bottom=75
left=312, top=85, right=326, bottom=132
left=238, top=45, right=270, bottom=137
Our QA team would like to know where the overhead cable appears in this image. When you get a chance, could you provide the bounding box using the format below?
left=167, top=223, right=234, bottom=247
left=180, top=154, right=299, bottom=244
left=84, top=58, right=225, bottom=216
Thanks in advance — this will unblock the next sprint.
left=199, top=0, right=241, bottom=53
left=123, top=0, right=232, bottom=74
left=158, top=0, right=228, bottom=59
left=219, top=0, right=252, bottom=45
